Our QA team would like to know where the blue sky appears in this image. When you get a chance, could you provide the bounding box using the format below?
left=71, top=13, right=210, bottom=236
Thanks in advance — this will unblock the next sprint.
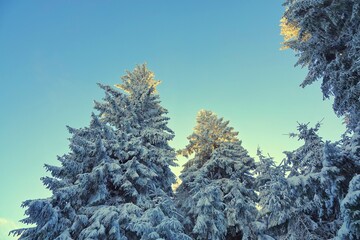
left=0, top=1, right=345, bottom=238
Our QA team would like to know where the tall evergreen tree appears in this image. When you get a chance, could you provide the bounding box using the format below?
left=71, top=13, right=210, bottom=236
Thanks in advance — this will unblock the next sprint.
left=95, top=64, right=177, bottom=196
left=11, top=65, right=190, bottom=240
left=176, top=110, right=259, bottom=239
left=256, top=155, right=292, bottom=239
left=11, top=114, right=130, bottom=239
left=282, top=1, right=360, bottom=238
left=176, top=110, right=239, bottom=214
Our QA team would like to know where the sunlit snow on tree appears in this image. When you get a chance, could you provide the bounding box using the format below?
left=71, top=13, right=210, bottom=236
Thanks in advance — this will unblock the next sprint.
left=283, top=0, right=360, bottom=130
left=176, top=110, right=260, bottom=240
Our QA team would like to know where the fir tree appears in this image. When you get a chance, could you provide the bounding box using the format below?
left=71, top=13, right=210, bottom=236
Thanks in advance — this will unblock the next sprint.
left=177, top=110, right=258, bottom=239
left=256, top=151, right=293, bottom=239
left=95, top=64, right=177, bottom=196
left=11, top=65, right=190, bottom=240
left=282, top=1, right=360, bottom=236
left=93, top=64, right=189, bottom=239
left=11, top=114, right=130, bottom=239
left=260, top=123, right=341, bottom=239
left=177, top=110, right=238, bottom=161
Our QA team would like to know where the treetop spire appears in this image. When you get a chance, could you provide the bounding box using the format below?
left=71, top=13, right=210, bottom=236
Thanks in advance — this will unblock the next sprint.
left=115, top=63, right=161, bottom=95
left=178, top=109, right=239, bottom=159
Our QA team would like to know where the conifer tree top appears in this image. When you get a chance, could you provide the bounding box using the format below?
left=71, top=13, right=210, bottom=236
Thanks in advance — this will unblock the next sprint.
left=114, top=63, right=160, bottom=96
left=178, top=110, right=239, bottom=160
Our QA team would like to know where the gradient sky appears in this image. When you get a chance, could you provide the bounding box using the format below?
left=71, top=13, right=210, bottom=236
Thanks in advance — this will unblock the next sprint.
left=0, top=1, right=345, bottom=239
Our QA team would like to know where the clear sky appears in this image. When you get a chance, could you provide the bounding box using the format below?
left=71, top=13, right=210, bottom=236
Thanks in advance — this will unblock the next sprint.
left=0, top=1, right=345, bottom=239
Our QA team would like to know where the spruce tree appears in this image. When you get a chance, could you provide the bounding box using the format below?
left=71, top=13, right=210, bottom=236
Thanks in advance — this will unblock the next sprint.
left=95, top=64, right=177, bottom=196
left=259, top=123, right=340, bottom=239
left=281, top=1, right=360, bottom=237
left=255, top=150, right=287, bottom=237
left=11, top=114, right=130, bottom=239
left=176, top=110, right=258, bottom=239
left=11, top=65, right=190, bottom=240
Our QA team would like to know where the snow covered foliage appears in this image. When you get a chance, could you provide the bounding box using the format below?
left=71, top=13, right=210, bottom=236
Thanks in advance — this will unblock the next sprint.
left=282, top=0, right=360, bottom=130
left=281, top=1, right=360, bottom=233
left=95, top=64, right=177, bottom=196
left=176, top=110, right=259, bottom=239
left=321, top=123, right=360, bottom=239
left=11, top=64, right=190, bottom=240
left=258, top=123, right=344, bottom=239
left=11, top=114, right=130, bottom=239
left=338, top=174, right=360, bottom=239
left=285, top=122, right=324, bottom=176
left=256, top=151, right=294, bottom=239
left=178, top=110, right=238, bottom=161
left=189, top=185, right=226, bottom=239
left=255, top=149, right=295, bottom=240
left=321, top=141, right=348, bottom=220
left=254, top=149, right=278, bottom=191
left=259, top=122, right=360, bottom=239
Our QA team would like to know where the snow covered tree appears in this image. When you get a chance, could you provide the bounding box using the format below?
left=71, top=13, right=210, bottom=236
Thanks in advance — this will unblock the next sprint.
left=258, top=123, right=343, bottom=239
left=176, top=110, right=239, bottom=226
left=95, top=64, right=177, bottom=197
left=178, top=110, right=238, bottom=161
left=93, top=64, right=189, bottom=239
left=282, top=1, right=360, bottom=236
left=210, top=142, right=258, bottom=239
left=11, top=64, right=190, bottom=240
left=181, top=142, right=259, bottom=240
left=284, top=123, right=345, bottom=239
left=11, top=114, right=130, bottom=239
left=282, top=0, right=360, bottom=130
left=177, top=110, right=259, bottom=239
left=280, top=1, right=360, bottom=237
left=256, top=150, right=293, bottom=239
left=188, top=184, right=226, bottom=240
left=259, top=173, right=300, bottom=240
left=176, top=110, right=240, bottom=212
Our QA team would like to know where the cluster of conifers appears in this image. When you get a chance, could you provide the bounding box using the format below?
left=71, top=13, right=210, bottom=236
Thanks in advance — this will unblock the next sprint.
left=11, top=0, right=360, bottom=239
left=10, top=63, right=360, bottom=240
